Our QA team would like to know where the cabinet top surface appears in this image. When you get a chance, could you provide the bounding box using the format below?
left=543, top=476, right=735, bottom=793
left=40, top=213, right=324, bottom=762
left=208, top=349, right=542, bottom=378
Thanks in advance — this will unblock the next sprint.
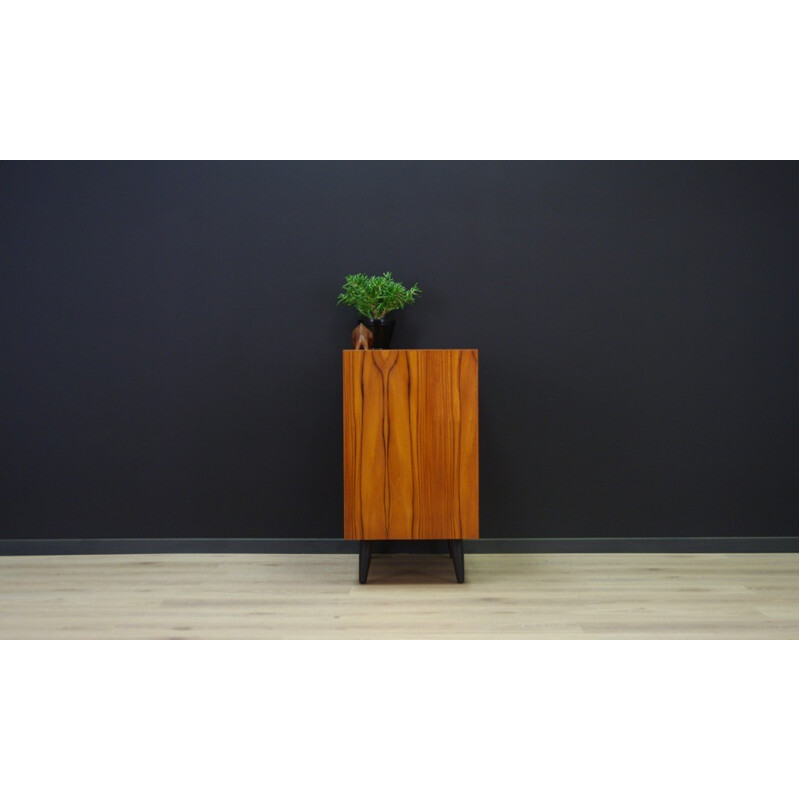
left=342, top=349, right=478, bottom=353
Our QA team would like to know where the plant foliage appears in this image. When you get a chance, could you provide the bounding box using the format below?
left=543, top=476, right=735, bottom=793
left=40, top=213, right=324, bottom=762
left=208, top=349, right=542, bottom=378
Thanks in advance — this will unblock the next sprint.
left=337, top=272, right=421, bottom=319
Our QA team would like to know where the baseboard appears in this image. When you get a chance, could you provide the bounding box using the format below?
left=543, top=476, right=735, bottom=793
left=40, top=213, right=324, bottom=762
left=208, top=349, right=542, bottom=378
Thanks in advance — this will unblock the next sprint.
left=0, top=537, right=796, bottom=556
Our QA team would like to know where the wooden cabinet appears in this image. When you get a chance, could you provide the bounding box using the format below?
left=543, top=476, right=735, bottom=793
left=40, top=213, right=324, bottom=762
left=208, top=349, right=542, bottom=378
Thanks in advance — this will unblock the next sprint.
left=343, top=349, right=479, bottom=582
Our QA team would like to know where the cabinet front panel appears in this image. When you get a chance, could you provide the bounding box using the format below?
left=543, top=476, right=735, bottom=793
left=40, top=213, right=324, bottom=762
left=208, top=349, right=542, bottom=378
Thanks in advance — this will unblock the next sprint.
left=343, top=350, right=478, bottom=540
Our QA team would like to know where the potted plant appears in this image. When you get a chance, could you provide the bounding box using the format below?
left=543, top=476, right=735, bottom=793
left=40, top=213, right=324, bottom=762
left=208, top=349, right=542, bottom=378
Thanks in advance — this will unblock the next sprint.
left=337, top=272, right=421, bottom=349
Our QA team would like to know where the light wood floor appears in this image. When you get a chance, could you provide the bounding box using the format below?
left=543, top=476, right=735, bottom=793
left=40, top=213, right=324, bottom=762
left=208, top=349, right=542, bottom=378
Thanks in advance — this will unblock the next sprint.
left=0, top=552, right=796, bottom=639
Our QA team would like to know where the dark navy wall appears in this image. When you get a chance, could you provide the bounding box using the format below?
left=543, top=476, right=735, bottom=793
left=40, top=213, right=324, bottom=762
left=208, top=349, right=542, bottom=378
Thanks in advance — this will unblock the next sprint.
left=1, top=162, right=796, bottom=541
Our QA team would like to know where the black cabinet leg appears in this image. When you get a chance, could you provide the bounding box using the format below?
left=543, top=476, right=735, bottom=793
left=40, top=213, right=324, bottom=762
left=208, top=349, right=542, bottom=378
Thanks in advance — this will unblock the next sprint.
left=451, top=539, right=465, bottom=583
left=359, top=540, right=372, bottom=584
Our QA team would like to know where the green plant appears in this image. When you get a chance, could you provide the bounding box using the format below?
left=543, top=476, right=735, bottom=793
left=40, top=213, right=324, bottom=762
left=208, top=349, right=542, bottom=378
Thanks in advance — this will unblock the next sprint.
left=337, top=272, right=421, bottom=320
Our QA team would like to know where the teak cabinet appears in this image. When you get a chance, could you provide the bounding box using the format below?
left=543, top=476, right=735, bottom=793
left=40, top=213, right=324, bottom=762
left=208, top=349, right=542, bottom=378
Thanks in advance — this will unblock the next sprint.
left=343, top=349, right=478, bottom=583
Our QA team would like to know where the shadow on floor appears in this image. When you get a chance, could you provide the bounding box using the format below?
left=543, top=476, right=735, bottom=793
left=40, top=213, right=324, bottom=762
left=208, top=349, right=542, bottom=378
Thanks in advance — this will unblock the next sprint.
left=362, top=554, right=462, bottom=585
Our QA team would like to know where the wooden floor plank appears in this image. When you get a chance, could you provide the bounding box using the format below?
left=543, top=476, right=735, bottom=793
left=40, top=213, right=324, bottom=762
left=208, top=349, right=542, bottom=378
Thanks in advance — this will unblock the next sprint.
left=0, top=553, right=796, bottom=639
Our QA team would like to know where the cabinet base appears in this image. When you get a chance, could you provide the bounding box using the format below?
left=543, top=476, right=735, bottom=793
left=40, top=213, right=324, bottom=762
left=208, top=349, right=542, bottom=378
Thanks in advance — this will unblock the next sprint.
left=357, top=540, right=465, bottom=584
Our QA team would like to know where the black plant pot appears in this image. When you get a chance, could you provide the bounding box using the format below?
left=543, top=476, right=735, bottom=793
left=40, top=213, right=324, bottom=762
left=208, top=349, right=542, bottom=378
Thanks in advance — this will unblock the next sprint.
left=367, top=317, right=395, bottom=349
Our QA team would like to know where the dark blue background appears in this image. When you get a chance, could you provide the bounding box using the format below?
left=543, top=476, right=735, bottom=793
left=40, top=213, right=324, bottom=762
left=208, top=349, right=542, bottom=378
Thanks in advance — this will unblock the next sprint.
left=1, top=162, right=796, bottom=540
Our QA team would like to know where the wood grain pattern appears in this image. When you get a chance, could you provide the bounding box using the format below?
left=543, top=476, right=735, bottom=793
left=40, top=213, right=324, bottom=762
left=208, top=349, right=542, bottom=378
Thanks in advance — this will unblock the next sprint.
left=343, top=349, right=478, bottom=540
